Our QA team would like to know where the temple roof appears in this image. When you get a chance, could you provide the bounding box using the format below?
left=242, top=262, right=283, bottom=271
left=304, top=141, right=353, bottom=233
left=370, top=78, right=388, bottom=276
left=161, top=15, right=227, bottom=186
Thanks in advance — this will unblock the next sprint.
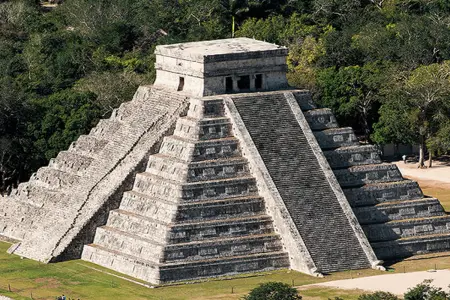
left=155, top=37, right=288, bottom=63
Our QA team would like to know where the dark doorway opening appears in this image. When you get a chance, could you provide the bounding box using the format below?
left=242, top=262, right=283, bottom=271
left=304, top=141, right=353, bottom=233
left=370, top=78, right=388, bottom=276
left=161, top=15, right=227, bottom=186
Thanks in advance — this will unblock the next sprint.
left=226, top=76, right=233, bottom=92
left=255, top=74, right=263, bottom=89
left=237, top=75, right=250, bottom=90
left=177, top=77, right=185, bottom=91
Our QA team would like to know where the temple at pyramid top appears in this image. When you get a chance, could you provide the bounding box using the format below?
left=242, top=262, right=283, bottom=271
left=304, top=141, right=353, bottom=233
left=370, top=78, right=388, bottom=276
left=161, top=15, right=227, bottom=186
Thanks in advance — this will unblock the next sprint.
left=154, top=37, right=289, bottom=96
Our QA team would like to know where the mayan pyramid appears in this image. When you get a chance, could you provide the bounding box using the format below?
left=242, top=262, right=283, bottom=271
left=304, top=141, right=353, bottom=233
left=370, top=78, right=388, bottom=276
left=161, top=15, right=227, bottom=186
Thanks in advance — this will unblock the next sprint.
left=1, top=38, right=450, bottom=284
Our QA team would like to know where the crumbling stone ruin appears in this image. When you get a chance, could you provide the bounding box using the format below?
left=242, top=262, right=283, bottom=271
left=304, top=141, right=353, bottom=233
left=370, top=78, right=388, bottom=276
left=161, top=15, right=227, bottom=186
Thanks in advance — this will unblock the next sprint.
left=1, top=38, right=450, bottom=284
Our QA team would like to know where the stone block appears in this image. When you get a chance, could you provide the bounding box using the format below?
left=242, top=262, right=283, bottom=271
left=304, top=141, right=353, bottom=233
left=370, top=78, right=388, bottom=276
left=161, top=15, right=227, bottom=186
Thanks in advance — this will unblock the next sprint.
left=344, top=180, right=423, bottom=207
left=303, top=109, right=339, bottom=130
left=163, top=234, right=282, bottom=262
left=313, top=127, right=359, bottom=150
left=363, top=216, right=450, bottom=242
left=167, top=215, right=274, bottom=243
left=353, top=198, right=445, bottom=224
left=371, top=233, right=450, bottom=260
left=324, top=145, right=381, bottom=169
left=175, top=196, right=265, bottom=222
left=334, top=164, right=403, bottom=187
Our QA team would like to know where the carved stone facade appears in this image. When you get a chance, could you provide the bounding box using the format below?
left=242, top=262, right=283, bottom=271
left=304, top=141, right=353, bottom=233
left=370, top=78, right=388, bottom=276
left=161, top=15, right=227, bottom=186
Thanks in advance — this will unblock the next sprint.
left=1, top=38, right=450, bottom=284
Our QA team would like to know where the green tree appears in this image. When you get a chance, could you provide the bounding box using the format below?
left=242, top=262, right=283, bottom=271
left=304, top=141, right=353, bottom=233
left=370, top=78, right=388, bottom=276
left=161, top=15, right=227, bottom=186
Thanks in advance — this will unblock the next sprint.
left=373, top=62, right=450, bottom=167
left=427, top=121, right=450, bottom=165
left=242, top=282, right=302, bottom=300
left=404, top=279, right=450, bottom=300
left=27, top=90, right=101, bottom=161
left=316, top=62, right=390, bottom=140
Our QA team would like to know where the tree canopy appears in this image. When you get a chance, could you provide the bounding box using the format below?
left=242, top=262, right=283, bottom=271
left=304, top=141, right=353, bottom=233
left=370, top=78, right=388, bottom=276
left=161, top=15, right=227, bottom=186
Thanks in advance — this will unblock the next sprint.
left=0, top=0, right=449, bottom=192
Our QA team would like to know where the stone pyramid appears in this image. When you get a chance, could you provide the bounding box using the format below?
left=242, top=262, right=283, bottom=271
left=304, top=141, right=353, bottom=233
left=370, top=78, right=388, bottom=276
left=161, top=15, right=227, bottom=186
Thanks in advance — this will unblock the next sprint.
left=81, top=96, right=291, bottom=283
left=1, top=38, right=450, bottom=284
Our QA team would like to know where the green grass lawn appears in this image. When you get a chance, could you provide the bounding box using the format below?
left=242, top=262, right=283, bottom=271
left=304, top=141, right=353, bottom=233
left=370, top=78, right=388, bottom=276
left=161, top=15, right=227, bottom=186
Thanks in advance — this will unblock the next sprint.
left=422, top=185, right=450, bottom=212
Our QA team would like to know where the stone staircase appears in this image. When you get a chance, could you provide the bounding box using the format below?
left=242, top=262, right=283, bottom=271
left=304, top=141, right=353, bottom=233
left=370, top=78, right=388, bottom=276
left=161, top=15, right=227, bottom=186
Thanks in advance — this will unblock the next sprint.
left=230, top=92, right=373, bottom=273
left=82, top=97, right=289, bottom=284
left=0, top=86, right=189, bottom=262
left=297, top=93, right=450, bottom=261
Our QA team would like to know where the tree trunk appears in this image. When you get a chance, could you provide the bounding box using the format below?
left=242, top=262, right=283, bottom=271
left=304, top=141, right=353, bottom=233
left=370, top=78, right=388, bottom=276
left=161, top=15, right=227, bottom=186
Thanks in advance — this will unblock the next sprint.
left=418, top=137, right=425, bottom=168
left=232, top=15, right=235, bottom=38
left=428, top=150, right=433, bottom=168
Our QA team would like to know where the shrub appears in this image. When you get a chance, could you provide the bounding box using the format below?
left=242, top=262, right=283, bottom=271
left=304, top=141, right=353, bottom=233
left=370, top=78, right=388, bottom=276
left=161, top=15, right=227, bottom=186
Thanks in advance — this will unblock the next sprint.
left=243, top=282, right=302, bottom=300
left=358, top=291, right=400, bottom=300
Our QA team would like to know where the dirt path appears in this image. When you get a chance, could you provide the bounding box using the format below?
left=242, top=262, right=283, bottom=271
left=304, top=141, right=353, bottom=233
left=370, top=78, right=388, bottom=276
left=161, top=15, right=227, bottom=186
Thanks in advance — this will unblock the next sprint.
left=302, top=270, right=450, bottom=295
left=395, top=159, right=450, bottom=185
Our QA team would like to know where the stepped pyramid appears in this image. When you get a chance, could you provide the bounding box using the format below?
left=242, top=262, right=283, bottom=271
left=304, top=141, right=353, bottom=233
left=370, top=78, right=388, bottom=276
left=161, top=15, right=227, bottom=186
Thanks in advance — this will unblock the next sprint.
left=1, top=38, right=450, bottom=284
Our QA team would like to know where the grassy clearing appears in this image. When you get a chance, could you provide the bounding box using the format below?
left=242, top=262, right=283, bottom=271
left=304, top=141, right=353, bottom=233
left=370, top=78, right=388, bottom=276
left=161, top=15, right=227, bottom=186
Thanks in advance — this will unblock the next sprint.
left=422, top=185, right=450, bottom=212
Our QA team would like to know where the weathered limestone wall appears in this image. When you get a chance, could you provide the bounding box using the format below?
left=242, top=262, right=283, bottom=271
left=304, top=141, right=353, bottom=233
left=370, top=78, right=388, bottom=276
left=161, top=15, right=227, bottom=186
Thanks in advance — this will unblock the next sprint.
left=0, top=86, right=189, bottom=262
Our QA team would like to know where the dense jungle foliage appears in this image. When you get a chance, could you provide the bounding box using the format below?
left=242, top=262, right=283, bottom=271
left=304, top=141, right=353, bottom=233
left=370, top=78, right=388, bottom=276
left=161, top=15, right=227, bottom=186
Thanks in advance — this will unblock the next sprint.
left=0, top=0, right=449, bottom=193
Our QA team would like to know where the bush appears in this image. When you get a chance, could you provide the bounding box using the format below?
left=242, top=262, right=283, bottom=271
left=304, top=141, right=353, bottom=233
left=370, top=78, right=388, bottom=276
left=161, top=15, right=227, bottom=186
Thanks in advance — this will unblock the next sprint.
left=243, top=282, right=302, bottom=300
left=404, top=280, right=449, bottom=300
left=358, top=291, right=400, bottom=300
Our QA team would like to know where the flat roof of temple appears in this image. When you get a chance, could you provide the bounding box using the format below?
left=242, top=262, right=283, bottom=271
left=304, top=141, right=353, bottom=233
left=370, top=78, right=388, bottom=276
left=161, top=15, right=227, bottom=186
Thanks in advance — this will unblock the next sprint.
left=155, top=38, right=288, bottom=63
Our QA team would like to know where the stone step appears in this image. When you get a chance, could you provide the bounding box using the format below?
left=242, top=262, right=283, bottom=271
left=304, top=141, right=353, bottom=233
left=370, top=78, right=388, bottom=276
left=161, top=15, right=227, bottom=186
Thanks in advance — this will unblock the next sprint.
left=107, top=208, right=274, bottom=244
left=82, top=243, right=289, bottom=284
left=187, top=98, right=225, bottom=119
left=364, top=215, right=450, bottom=242
left=92, top=226, right=164, bottom=263
left=186, top=157, right=249, bottom=183
left=147, top=154, right=249, bottom=182
left=159, top=136, right=240, bottom=162
left=174, top=116, right=232, bottom=141
left=68, top=135, right=108, bottom=159
left=146, top=154, right=190, bottom=182
left=371, top=233, right=450, bottom=260
left=334, top=164, right=403, bottom=188
left=292, top=91, right=317, bottom=111
left=324, top=145, right=381, bottom=169
left=313, top=127, right=359, bottom=150
left=163, top=233, right=283, bottom=262
left=48, top=151, right=94, bottom=177
left=354, top=198, right=445, bottom=225
left=119, top=191, right=177, bottom=223
left=344, top=180, right=424, bottom=207
left=120, top=191, right=265, bottom=223
left=106, top=209, right=170, bottom=244
left=49, top=151, right=95, bottom=177
left=14, top=184, right=72, bottom=211
left=159, top=251, right=289, bottom=283
left=181, top=175, right=258, bottom=202
left=89, top=119, right=121, bottom=139
left=304, top=108, right=339, bottom=130
left=133, top=173, right=258, bottom=202
left=175, top=196, right=265, bottom=222
left=92, top=226, right=283, bottom=264
left=81, top=244, right=162, bottom=284
left=167, top=214, right=275, bottom=244
left=132, top=172, right=183, bottom=199
left=31, top=167, right=80, bottom=191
